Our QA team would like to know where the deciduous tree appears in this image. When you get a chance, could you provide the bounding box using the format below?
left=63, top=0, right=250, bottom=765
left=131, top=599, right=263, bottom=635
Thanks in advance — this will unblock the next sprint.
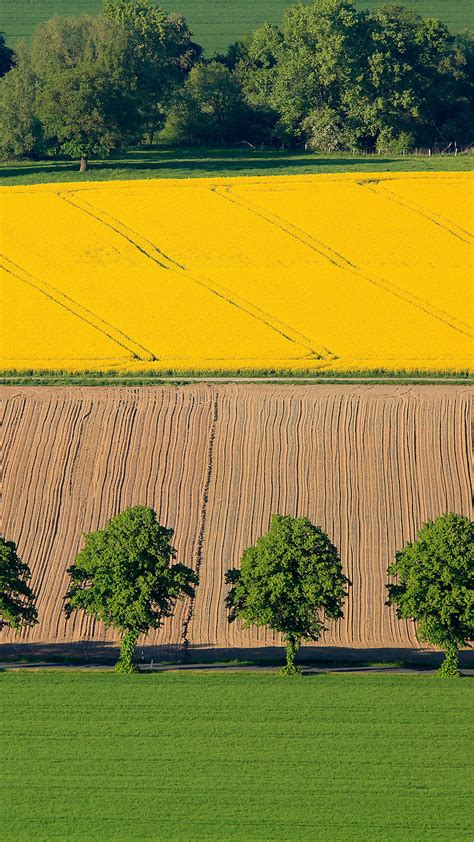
left=163, top=61, right=250, bottom=144
left=0, top=536, right=38, bottom=631
left=104, top=0, right=201, bottom=143
left=0, top=33, right=14, bottom=78
left=64, top=507, right=198, bottom=672
left=0, top=53, right=44, bottom=158
left=226, top=514, right=350, bottom=674
left=33, top=15, right=139, bottom=171
left=387, top=513, right=473, bottom=677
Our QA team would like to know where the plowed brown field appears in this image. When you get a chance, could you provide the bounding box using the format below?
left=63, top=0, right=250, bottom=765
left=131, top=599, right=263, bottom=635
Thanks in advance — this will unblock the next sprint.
left=1, top=385, right=471, bottom=657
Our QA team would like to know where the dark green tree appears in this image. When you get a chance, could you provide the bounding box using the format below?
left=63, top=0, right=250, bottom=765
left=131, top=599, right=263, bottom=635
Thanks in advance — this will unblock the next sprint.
left=163, top=61, right=251, bottom=144
left=387, top=513, right=473, bottom=677
left=32, top=15, right=140, bottom=171
left=103, top=0, right=201, bottom=143
left=0, top=536, right=38, bottom=631
left=236, top=1, right=368, bottom=146
left=234, top=0, right=474, bottom=150
left=0, top=33, right=14, bottom=78
left=0, top=53, right=44, bottom=158
left=64, top=507, right=198, bottom=672
left=364, top=5, right=473, bottom=151
left=226, top=514, right=350, bottom=674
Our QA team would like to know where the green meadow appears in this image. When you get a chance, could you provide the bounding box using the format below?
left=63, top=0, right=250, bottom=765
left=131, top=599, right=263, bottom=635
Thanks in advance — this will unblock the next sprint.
left=1, top=672, right=472, bottom=841
left=1, top=146, right=473, bottom=187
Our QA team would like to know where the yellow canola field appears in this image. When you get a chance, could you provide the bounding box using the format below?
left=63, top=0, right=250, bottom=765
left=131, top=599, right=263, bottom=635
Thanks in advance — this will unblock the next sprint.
left=1, top=172, right=472, bottom=372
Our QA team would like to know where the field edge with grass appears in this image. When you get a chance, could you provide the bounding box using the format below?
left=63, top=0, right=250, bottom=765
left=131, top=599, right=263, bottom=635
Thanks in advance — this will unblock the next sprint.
left=1, top=147, right=473, bottom=187
left=1, top=368, right=471, bottom=385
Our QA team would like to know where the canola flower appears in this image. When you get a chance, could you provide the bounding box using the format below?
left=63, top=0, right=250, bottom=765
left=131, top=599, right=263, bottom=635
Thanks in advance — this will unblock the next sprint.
left=1, top=172, right=472, bottom=373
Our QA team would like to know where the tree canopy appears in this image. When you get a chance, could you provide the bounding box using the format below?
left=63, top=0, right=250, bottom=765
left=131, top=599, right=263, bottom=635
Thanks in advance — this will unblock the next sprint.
left=163, top=61, right=251, bottom=144
left=226, top=514, right=350, bottom=673
left=0, top=32, right=14, bottom=78
left=0, top=536, right=38, bottom=632
left=387, top=513, right=474, bottom=677
left=0, top=0, right=472, bottom=161
left=232, top=0, right=474, bottom=151
left=64, top=506, right=198, bottom=672
left=0, top=15, right=139, bottom=168
left=103, top=0, right=201, bottom=143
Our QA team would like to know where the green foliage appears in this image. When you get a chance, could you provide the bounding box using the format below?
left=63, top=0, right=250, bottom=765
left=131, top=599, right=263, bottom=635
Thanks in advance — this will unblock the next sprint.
left=387, top=513, right=474, bottom=678
left=0, top=535, right=38, bottom=631
left=437, top=642, right=462, bottom=677
left=34, top=15, right=140, bottom=165
left=226, top=514, right=350, bottom=672
left=163, top=61, right=251, bottom=143
left=116, top=629, right=140, bottom=673
left=1, top=0, right=473, bottom=157
left=64, top=506, right=198, bottom=672
left=0, top=53, right=44, bottom=158
left=104, top=0, right=201, bottom=143
left=0, top=32, right=14, bottom=77
left=0, top=14, right=140, bottom=166
left=235, top=0, right=474, bottom=149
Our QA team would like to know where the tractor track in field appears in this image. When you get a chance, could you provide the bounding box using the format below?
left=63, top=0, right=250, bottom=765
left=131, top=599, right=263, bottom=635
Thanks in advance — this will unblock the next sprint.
left=212, top=185, right=473, bottom=340
left=1, top=385, right=471, bottom=654
left=58, top=189, right=335, bottom=361
left=358, top=178, right=474, bottom=245
left=181, top=391, right=219, bottom=654
left=0, top=254, right=157, bottom=361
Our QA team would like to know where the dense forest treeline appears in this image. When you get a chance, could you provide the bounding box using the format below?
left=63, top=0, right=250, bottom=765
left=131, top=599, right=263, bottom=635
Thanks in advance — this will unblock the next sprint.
left=0, top=0, right=473, bottom=168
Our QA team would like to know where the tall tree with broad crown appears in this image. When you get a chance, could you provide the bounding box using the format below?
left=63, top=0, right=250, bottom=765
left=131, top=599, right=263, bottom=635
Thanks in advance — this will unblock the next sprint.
left=31, top=15, right=139, bottom=170
left=103, top=0, right=201, bottom=143
left=64, top=507, right=198, bottom=672
left=226, top=514, right=350, bottom=674
left=387, top=513, right=473, bottom=677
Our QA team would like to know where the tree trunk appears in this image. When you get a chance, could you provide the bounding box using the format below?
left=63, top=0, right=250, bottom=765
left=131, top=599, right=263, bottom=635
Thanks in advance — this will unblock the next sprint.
left=437, top=642, right=461, bottom=677
left=79, top=156, right=88, bottom=173
left=116, top=629, right=140, bottom=673
left=281, top=634, right=302, bottom=675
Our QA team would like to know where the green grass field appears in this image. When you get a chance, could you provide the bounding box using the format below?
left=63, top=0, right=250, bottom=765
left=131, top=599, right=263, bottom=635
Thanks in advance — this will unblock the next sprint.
left=1, top=146, right=472, bottom=187
left=3, top=1, right=473, bottom=53
left=1, top=672, right=472, bottom=841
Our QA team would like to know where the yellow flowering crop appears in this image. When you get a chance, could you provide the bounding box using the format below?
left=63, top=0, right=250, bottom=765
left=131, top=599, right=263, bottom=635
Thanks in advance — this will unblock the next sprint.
left=1, top=172, right=472, bottom=372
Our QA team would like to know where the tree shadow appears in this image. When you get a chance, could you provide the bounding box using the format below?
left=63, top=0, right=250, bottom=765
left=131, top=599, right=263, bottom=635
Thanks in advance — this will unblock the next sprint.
left=1, top=641, right=473, bottom=671
left=0, top=148, right=400, bottom=181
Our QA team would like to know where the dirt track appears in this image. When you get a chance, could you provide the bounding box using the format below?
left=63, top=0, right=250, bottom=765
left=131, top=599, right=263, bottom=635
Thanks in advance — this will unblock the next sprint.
left=1, top=385, right=471, bottom=656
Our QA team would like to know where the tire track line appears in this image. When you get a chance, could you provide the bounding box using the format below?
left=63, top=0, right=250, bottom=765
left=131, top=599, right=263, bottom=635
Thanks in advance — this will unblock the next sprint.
left=1, top=255, right=156, bottom=361
left=2, top=386, right=471, bottom=651
left=359, top=179, right=474, bottom=244
left=59, top=189, right=333, bottom=361
left=214, top=185, right=473, bottom=339
left=181, top=389, right=219, bottom=653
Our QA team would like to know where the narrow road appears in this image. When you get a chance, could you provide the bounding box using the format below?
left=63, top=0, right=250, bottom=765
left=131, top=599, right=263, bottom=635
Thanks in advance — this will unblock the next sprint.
left=1, top=662, right=473, bottom=676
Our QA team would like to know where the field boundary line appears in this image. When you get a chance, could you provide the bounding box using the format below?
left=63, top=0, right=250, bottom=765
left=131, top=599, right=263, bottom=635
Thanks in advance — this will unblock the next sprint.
left=58, top=189, right=336, bottom=361
left=0, top=376, right=471, bottom=385
left=0, top=255, right=157, bottom=361
left=181, top=390, right=219, bottom=653
left=358, top=179, right=474, bottom=244
left=213, top=185, right=473, bottom=340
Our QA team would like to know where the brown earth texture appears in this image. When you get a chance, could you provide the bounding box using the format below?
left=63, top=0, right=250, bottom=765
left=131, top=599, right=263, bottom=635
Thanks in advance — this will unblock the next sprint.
left=1, top=385, right=471, bottom=661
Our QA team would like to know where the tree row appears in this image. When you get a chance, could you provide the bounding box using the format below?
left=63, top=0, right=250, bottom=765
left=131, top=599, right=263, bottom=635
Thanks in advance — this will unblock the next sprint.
left=1, top=0, right=473, bottom=168
left=1, top=509, right=472, bottom=677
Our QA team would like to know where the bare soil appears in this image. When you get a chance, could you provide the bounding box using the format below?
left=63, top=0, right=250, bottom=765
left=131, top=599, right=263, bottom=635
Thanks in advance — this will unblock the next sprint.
left=1, top=385, right=471, bottom=658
